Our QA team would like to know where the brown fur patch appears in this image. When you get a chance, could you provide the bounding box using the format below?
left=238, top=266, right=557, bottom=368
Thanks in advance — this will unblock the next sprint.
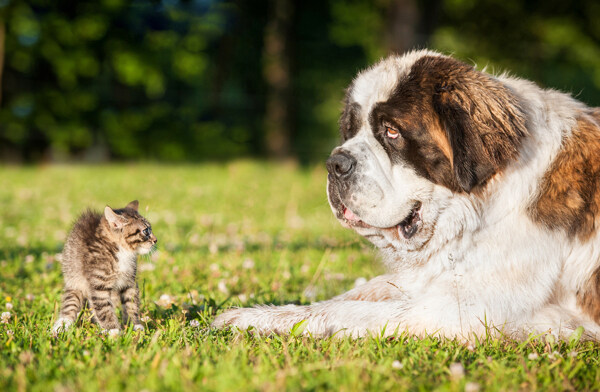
left=368, top=55, right=527, bottom=193
left=430, top=120, right=453, bottom=165
left=529, top=115, right=600, bottom=240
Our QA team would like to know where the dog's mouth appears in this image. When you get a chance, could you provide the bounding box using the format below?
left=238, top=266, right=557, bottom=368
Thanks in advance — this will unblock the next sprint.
left=341, top=201, right=423, bottom=239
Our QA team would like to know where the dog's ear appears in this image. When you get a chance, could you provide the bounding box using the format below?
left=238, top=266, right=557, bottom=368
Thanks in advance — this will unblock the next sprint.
left=432, top=62, right=527, bottom=192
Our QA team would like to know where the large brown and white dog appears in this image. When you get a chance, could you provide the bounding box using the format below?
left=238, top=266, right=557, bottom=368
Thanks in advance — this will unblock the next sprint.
left=213, top=50, right=600, bottom=340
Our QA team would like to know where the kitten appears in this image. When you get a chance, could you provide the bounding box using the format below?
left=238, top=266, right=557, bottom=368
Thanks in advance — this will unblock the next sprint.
left=53, top=200, right=157, bottom=334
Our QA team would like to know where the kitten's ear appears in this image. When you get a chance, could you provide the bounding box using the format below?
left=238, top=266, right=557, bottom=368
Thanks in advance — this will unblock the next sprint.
left=126, top=200, right=139, bottom=211
left=104, top=206, right=128, bottom=229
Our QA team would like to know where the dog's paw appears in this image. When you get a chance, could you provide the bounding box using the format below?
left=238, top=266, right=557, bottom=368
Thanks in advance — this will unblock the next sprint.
left=211, top=308, right=251, bottom=330
left=212, top=305, right=310, bottom=335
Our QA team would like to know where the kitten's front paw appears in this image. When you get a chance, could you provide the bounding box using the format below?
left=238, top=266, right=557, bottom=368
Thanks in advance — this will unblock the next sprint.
left=102, top=328, right=121, bottom=338
left=52, top=317, right=74, bottom=335
left=133, top=324, right=144, bottom=332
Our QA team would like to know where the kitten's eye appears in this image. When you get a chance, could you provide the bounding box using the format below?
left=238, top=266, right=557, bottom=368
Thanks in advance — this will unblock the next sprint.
left=142, top=228, right=151, bottom=236
left=385, top=125, right=400, bottom=139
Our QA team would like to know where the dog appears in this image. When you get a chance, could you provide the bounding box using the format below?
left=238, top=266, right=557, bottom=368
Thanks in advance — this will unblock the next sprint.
left=213, top=50, right=600, bottom=340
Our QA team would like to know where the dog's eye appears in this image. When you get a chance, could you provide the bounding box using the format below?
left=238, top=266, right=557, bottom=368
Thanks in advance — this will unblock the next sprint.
left=385, top=126, right=400, bottom=139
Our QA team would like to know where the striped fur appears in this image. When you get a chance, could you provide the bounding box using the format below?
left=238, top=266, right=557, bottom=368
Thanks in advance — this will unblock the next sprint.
left=53, top=200, right=157, bottom=334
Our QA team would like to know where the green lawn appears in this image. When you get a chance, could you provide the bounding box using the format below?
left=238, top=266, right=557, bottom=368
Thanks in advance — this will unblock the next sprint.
left=1, top=162, right=600, bottom=391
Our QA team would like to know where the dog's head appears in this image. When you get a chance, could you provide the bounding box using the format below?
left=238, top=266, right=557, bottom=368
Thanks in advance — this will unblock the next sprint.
left=326, top=50, right=527, bottom=250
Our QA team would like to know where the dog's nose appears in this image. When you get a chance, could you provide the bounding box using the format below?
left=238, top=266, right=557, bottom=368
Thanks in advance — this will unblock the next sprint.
left=326, top=152, right=356, bottom=179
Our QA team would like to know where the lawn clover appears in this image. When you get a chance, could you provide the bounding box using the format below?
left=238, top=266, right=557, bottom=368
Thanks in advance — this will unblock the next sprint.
left=449, top=362, right=464, bottom=379
left=217, top=280, right=229, bottom=294
left=242, top=258, right=255, bottom=269
left=1, top=311, right=11, bottom=324
left=6, top=302, right=13, bottom=310
left=189, top=320, right=200, bottom=328
left=354, top=277, right=367, bottom=287
left=548, top=351, right=561, bottom=360
left=156, top=294, right=174, bottom=308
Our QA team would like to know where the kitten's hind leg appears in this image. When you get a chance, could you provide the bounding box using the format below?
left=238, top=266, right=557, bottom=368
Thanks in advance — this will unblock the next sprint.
left=120, top=284, right=143, bottom=331
left=53, top=288, right=84, bottom=334
left=89, top=288, right=121, bottom=332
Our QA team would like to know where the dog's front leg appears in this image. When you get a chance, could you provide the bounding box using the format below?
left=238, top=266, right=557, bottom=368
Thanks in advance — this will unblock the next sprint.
left=212, top=300, right=411, bottom=337
left=211, top=304, right=311, bottom=335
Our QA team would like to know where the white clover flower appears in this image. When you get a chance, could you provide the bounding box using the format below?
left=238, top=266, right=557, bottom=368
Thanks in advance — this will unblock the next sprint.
left=217, top=280, right=229, bottom=294
left=5, top=303, right=13, bottom=310
left=1, top=311, right=11, bottom=324
left=391, top=360, right=403, bottom=369
left=354, top=277, right=368, bottom=287
left=242, top=258, right=255, bottom=269
left=548, top=351, right=561, bottom=360
left=528, top=353, right=539, bottom=360
left=6, top=330, right=14, bottom=336
left=155, top=294, right=174, bottom=308
left=189, top=320, right=200, bottom=328
left=449, top=362, right=464, bottom=379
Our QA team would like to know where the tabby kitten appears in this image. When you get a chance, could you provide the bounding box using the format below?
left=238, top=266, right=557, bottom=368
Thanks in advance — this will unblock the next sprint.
left=53, top=200, right=157, bottom=334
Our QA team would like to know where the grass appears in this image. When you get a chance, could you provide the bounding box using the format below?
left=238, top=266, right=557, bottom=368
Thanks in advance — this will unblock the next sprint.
left=1, top=161, right=600, bottom=391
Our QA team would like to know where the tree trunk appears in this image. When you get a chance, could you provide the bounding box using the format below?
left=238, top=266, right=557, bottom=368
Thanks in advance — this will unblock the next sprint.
left=263, top=0, right=293, bottom=159
left=384, top=0, right=442, bottom=54
left=385, top=0, right=418, bottom=54
left=0, top=21, right=5, bottom=107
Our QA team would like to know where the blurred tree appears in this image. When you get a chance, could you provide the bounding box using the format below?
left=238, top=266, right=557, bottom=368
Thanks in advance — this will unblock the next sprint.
left=0, top=0, right=248, bottom=161
left=263, top=0, right=293, bottom=159
left=0, top=20, right=5, bottom=106
left=0, top=0, right=599, bottom=163
left=431, top=0, right=600, bottom=106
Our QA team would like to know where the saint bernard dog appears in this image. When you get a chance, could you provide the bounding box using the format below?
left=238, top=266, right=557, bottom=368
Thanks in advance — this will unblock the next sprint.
left=213, top=50, right=600, bottom=340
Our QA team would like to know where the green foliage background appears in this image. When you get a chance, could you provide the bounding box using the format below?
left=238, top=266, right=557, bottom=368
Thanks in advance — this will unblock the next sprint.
left=1, top=0, right=600, bottom=162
